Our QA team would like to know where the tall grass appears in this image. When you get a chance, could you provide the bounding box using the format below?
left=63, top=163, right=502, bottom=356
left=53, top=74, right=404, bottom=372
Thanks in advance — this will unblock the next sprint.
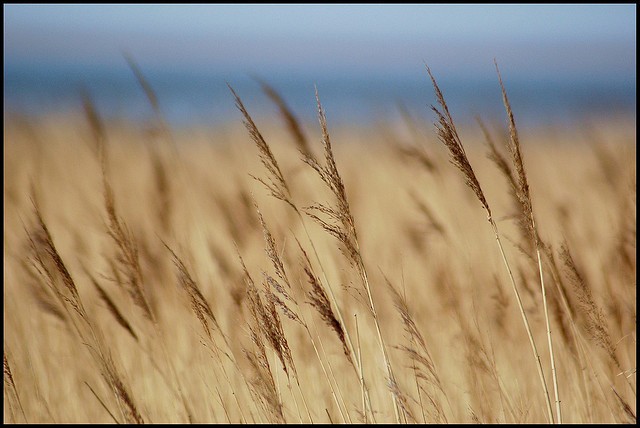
left=3, top=65, right=636, bottom=423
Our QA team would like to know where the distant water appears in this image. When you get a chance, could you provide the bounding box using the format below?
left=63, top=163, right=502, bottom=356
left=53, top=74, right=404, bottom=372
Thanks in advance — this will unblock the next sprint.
left=4, top=62, right=636, bottom=129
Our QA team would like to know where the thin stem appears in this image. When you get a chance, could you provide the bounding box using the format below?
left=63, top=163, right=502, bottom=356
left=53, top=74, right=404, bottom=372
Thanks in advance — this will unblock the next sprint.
left=534, top=238, right=562, bottom=423
left=354, top=314, right=367, bottom=423
left=290, top=285, right=350, bottom=422
left=357, top=258, right=402, bottom=423
left=152, top=321, right=196, bottom=422
left=294, top=377, right=314, bottom=423
left=316, top=329, right=355, bottom=423
left=305, top=325, right=349, bottom=423
left=295, top=208, right=376, bottom=420
left=489, top=217, right=555, bottom=423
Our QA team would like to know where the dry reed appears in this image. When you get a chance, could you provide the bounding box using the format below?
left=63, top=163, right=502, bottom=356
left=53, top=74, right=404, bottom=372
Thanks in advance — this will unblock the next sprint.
left=4, top=60, right=635, bottom=424
left=427, top=65, right=556, bottom=423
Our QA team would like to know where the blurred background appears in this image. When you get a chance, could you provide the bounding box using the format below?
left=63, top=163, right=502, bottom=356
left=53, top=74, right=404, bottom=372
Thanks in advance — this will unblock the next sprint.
left=4, top=4, right=636, bottom=129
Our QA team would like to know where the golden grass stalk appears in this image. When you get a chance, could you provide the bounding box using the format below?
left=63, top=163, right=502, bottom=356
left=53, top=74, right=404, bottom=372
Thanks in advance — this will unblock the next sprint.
left=384, top=274, right=448, bottom=423
left=477, top=118, right=524, bottom=239
left=83, top=381, right=119, bottom=423
left=228, top=84, right=297, bottom=212
left=255, top=206, right=294, bottom=297
left=480, top=116, right=594, bottom=418
left=102, top=170, right=155, bottom=323
left=26, top=198, right=145, bottom=424
left=532, top=244, right=579, bottom=357
left=495, top=60, right=562, bottom=423
left=255, top=207, right=331, bottom=422
left=427, top=69, right=491, bottom=217
left=480, top=115, right=568, bottom=324
left=150, top=149, right=173, bottom=236
left=560, top=243, right=621, bottom=372
left=304, top=88, right=402, bottom=423
left=80, top=89, right=107, bottom=164
left=303, top=255, right=351, bottom=364
left=4, top=352, right=27, bottom=423
left=243, top=347, right=283, bottom=423
left=353, top=314, right=367, bottom=423
left=85, top=90, right=155, bottom=324
left=255, top=77, right=314, bottom=162
left=124, top=53, right=160, bottom=119
left=99, top=353, right=145, bottom=424
left=164, top=243, right=255, bottom=423
left=396, top=101, right=438, bottom=174
left=409, top=190, right=448, bottom=239
left=238, top=253, right=285, bottom=423
left=89, top=264, right=194, bottom=421
left=165, top=243, right=222, bottom=340
left=611, top=385, right=636, bottom=423
left=303, top=89, right=360, bottom=268
left=231, top=85, right=375, bottom=420
left=124, top=54, right=183, bottom=207
left=26, top=196, right=88, bottom=324
left=388, top=376, right=418, bottom=423
left=22, top=252, right=70, bottom=326
left=427, top=65, right=556, bottom=423
left=86, top=269, right=139, bottom=343
left=83, top=99, right=195, bottom=422
left=296, top=239, right=353, bottom=423
left=244, top=211, right=297, bottom=382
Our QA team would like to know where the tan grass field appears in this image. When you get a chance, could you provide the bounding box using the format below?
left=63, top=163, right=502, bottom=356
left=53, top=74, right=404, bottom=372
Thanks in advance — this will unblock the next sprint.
left=3, top=76, right=636, bottom=423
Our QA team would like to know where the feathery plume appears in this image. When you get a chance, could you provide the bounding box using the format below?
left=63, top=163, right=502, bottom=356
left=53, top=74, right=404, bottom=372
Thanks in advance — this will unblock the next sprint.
left=427, top=67, right=491, bottom=217
left=228, top=84, right=296, bottom=211
left=256, top=77, right=314, bottom=161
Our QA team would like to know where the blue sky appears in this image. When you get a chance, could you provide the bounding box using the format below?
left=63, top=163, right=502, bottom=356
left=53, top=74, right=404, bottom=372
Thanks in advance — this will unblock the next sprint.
left=4, top=4, right=636, bottom=79
left=5, top=4, right=634, bottom=40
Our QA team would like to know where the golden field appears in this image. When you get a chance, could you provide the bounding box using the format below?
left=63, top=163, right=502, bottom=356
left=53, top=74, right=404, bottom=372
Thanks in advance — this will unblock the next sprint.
left=3, top=80, right=636, bottom=423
